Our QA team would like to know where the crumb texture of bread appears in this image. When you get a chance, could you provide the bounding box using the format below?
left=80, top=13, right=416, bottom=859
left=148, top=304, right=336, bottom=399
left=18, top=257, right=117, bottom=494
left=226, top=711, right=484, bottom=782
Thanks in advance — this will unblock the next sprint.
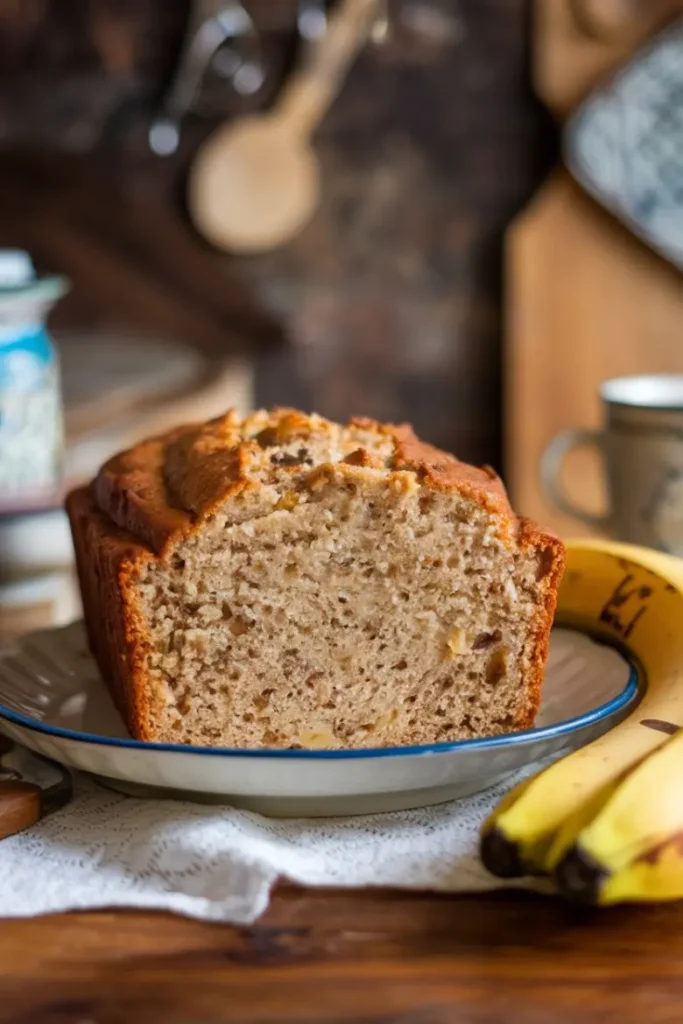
left=67, top=408, right=565, bottom=749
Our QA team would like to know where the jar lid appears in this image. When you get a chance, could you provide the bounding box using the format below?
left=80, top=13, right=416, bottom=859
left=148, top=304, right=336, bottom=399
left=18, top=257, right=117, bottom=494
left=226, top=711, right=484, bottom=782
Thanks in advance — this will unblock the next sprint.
left=0, top=249, right=68, bottom=301
left=0, top=251, right=35, bottom=289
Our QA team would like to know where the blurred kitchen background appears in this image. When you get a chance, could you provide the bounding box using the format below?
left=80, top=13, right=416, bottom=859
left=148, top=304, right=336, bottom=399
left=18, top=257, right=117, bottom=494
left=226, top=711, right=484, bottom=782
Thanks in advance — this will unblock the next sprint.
left=1, top=0, right=683, bottom=637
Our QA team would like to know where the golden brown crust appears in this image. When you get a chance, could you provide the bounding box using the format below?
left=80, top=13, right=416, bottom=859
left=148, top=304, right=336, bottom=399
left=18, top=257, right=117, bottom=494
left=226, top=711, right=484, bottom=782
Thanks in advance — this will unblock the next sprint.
left=514, top=519, right=567, bottom=729
left=94, top=436, right=192, bottom=557
left=389, top=425, right=516, bottom=545
left=91, top=409, right=523, bottom=557
left=69, top=407, right=566, bottom=742
left=67, top=486, right=158, bottom=741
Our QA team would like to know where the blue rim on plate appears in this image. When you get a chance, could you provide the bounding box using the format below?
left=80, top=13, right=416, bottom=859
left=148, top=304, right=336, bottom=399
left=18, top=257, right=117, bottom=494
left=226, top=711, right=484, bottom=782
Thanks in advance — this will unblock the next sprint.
left=0, top=646, right=642, bottom=760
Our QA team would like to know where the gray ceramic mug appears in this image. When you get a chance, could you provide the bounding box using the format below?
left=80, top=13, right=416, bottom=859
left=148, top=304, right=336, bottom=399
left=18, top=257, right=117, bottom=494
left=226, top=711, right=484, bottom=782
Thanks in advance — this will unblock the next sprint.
left=541, top=375, right=683, bottom=554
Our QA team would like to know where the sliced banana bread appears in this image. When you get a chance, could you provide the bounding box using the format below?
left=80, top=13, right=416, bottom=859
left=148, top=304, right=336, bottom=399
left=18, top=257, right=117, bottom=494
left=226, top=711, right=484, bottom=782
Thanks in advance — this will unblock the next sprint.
left=67, top=407, right=565, bottom=748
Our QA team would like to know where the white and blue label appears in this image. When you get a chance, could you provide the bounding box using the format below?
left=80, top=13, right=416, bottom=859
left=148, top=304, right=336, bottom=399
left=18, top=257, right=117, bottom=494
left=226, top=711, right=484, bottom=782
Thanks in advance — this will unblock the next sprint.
left=0, top=328, right=63, bottom=509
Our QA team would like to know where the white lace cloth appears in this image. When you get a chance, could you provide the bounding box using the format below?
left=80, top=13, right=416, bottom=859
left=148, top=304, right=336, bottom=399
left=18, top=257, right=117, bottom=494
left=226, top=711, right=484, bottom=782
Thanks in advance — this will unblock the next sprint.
left=1, top=764, right=541, bottom=923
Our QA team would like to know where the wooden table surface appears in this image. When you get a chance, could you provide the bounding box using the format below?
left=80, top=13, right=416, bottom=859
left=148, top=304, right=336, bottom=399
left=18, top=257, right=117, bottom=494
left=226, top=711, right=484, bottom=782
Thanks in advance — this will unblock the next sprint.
left=2, top=887, right=683, bottom=1024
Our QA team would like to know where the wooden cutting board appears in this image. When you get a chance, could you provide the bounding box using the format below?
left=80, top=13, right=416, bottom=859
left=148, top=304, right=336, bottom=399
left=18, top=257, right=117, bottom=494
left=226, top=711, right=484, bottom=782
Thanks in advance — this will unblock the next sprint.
left=533, top=0, right=683, bottom=116
left=505, top=0, right=683, bottom=535
left=506, top=169, right=683, bottom=536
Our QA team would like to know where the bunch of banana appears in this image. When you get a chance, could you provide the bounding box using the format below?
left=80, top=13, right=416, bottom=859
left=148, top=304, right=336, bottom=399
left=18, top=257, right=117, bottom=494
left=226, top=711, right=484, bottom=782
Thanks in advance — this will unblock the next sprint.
left=480, top=538, right=683, bottom=905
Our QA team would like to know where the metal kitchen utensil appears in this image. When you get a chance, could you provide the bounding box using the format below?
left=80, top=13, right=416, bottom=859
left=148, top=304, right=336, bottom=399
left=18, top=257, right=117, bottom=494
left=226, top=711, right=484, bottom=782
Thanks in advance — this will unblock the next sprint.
left=565, top=16, right=683, bottom=270
left=298, top=0, right=391, bottom=43
left=149, top=0, right=265, bottom=157
left=298, top=0, right=328, bottom=40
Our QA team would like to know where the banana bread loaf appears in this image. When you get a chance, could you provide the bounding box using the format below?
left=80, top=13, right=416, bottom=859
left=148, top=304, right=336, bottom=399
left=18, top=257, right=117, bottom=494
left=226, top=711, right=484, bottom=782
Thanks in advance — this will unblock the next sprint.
left=67, top=407, right=565, bottom=748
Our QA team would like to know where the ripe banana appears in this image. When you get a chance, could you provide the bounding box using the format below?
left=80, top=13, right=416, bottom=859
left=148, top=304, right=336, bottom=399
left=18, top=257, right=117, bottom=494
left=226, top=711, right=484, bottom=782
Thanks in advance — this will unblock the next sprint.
left=554, top=728, right=683, bottom=903
left=599, top=835, right=683, bottom=905
left=480, top=539, right=683, bottom=887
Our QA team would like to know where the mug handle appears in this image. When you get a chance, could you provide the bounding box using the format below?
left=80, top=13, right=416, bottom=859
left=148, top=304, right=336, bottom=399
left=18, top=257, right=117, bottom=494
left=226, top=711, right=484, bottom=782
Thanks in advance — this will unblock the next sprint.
left=540, top=428, right=610, bottom=529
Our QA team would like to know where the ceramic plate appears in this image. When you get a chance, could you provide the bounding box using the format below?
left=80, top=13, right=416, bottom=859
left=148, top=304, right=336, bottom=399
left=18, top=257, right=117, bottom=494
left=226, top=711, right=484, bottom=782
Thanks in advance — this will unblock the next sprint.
left=0, top=622, right=640, bottom=816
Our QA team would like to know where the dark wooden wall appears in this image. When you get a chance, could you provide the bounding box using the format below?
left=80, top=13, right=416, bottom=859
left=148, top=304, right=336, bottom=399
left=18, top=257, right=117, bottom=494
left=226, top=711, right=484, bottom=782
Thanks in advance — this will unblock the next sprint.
left=0, top=0, right=556, bottom=470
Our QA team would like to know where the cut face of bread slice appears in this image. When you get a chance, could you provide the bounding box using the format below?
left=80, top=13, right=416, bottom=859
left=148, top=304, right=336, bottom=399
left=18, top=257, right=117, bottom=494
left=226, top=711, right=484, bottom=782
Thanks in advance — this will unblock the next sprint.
left=67, top=408, right=565, bottom=749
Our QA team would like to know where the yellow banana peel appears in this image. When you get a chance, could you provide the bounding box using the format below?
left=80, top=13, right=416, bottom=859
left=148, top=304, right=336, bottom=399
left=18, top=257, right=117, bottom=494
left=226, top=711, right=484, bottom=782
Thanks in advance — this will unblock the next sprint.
left=481, top=538, right=683, bottom=902
left=599, top=838, right=683, bottom=905
left=573, top=729, right=683, bottom=874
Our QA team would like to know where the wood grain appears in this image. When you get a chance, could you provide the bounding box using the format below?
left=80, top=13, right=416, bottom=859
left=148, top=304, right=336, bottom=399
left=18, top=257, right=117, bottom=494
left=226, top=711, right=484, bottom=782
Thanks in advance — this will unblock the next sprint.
left=505, top=171, right=683, bottom=536
left=2, top=889, right=683, bottom=1023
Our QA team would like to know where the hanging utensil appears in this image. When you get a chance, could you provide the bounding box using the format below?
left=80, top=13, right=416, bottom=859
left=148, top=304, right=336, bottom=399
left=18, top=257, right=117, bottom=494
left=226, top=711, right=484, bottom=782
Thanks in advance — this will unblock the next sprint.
left=188, top=0, right=382, bottom=253
left=149, top=0, right=265, bottom=157
left=298, top=0, right=328, bottom=40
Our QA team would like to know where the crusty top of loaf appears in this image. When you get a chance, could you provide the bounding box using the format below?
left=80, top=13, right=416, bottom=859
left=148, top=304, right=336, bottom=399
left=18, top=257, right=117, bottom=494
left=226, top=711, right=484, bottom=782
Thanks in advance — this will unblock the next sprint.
left=92, top=407, right=546, bottom=558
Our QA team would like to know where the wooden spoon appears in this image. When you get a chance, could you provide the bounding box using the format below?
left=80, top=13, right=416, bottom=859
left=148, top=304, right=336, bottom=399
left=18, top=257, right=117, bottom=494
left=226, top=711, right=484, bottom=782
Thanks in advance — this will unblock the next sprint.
left=188, top=0, right=381, bottom=254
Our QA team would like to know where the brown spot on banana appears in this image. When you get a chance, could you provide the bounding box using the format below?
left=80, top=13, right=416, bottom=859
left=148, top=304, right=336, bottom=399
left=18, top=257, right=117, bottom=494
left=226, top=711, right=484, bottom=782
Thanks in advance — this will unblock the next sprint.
left=640, top=719, right=680, bottom=736
left=638, top=833, right=683, bottom=866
